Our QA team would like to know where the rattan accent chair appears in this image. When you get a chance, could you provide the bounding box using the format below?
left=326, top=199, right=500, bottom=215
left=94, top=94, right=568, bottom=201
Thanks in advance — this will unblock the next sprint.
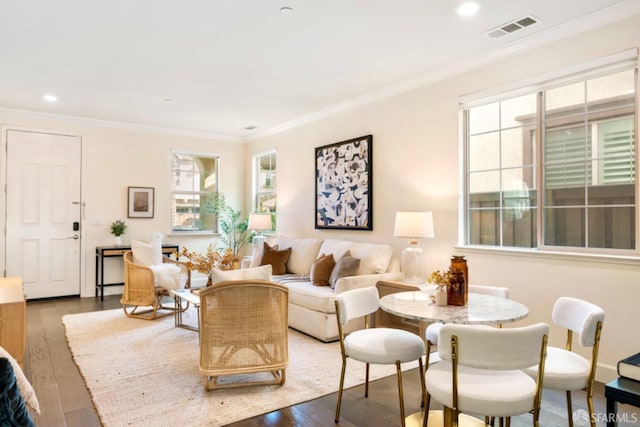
left=121, top=251, right=190, bottom=320
left=198, top=279, right=289, bottom=390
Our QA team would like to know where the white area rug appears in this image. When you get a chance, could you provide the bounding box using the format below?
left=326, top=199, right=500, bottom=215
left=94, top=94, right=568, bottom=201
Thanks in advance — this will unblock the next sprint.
left=63, top=308, right=419, bottom=427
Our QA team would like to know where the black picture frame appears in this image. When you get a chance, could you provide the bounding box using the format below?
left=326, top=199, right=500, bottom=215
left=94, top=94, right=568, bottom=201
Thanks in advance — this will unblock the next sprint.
left=127, top=186, right=155, bottom=218
left=315, top=135, right=373, bottom=230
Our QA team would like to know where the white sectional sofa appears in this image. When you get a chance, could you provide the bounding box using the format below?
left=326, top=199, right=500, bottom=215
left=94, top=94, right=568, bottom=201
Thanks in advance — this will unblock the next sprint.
left=252, top=236, right=401, bottom=342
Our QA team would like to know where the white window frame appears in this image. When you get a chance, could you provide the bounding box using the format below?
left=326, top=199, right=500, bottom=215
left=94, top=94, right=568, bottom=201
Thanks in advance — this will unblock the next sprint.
left=169, top=150, right=220, bottom=235
left=252, top=150, right=276, bottom=228
left=460, top=49, right=639, bottom=258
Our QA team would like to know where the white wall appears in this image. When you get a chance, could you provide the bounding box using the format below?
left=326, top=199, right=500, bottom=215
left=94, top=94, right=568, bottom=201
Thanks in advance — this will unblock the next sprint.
left=0, top=113, right=246, bottom=296
left=246, top=14, right=640, bottom=381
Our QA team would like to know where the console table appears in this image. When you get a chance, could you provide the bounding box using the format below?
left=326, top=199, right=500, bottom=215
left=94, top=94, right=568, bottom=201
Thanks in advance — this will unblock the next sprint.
left=95, top=244, right=179, bottom=301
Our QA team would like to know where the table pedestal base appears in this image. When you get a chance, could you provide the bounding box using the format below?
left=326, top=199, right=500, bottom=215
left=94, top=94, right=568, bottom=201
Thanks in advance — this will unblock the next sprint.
left=406, top=409, right=487, bottom=427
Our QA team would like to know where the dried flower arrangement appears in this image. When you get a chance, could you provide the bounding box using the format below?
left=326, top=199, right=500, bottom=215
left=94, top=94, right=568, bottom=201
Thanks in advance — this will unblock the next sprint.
left=428, top=269, right=463, bottom=293
left=178, top=245, right=237, bottom=285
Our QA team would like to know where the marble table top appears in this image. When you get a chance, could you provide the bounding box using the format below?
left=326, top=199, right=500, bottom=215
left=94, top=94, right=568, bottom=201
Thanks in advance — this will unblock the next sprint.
left=379, top=291, right=528, bottom=325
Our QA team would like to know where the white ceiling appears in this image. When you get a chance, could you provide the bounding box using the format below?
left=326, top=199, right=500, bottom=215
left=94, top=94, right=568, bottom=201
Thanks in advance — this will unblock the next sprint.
left=1, top=0, right=638, bottom=141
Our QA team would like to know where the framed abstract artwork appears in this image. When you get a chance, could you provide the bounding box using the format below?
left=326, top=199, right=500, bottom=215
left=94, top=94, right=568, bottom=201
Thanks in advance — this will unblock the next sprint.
left=315, top=135, right=372, bottom=230
left=128, top=186, right=155, bottom=218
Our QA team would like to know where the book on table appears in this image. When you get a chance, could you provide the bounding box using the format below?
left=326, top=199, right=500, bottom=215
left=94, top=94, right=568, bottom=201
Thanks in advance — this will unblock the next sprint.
left=618, top=352, right=640, bottom=381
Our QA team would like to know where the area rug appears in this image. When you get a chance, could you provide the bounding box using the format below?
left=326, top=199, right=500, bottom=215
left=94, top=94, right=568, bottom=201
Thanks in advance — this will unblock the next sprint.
left=63, top=308, right=419, bottom=427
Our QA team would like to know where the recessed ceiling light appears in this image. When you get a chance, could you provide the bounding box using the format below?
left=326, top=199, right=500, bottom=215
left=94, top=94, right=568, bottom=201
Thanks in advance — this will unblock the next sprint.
left=456, top=2, right=479, bottom=17
left=244, top=125, right=257, bottom=131
left=280, top=6, right=293, bottom=15
left=43, top=94, right=57, bottom=103
left=164, top=98, right=173, bottom=103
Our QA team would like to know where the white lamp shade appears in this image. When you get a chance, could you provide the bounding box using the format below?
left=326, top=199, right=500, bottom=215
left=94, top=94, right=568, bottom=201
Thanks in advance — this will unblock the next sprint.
left=248, top=213, right=272, bottom=231
left=393, top=211, right=434, bottom=239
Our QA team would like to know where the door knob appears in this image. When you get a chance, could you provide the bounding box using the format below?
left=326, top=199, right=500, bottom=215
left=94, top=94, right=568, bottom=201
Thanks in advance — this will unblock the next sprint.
left=68, top=234, right=80, bottom=240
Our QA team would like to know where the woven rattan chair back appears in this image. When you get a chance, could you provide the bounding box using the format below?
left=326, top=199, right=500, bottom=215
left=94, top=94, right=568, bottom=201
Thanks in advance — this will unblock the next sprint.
left=198, top=279, right=289, bottom=390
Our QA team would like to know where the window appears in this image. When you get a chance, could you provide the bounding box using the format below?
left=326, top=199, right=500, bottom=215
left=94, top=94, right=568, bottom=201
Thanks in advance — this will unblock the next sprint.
left=463, top=57, right=637, bottom=253
left=253, top=151, right=276, bottom=216
left=170, top=152, right=219, bottom=232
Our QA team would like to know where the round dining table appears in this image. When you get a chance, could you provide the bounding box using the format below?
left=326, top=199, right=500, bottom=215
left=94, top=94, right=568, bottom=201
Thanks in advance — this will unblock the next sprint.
left=379, top=289, right=529, bottom=427
left=379, top=290, right=528, bottom=325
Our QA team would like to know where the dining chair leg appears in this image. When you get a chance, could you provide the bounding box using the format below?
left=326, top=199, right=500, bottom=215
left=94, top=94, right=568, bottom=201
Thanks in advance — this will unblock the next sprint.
left=365, top=362, right=370, bottom=397
left=334, top=358, right=347, bottom=423
left=587, top=387, right=596, bottom=427
left=395, top=361, right=407, bottom=427
left=422, top=391, right=431, bottom=427
left=418, top=357, right=426, bottom=412
left=566, top=390, right=574, bottom=427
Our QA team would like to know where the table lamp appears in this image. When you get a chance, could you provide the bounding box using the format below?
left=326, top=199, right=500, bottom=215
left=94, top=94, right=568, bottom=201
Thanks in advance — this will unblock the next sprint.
left=393, top=211, right=434, bottom=284
left=248, top=213, right=272, bottom=256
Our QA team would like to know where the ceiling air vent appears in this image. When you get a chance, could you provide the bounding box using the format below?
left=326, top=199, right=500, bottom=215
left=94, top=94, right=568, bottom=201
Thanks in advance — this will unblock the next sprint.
left=486, top=15, right=540, bottom=39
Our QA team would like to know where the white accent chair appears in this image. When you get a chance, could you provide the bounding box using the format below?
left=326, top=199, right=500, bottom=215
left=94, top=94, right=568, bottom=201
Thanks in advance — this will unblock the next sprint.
left=334, top=286, right=426, bottom=427
left=423, top=322, right=549, bottom=427
left=524, top=297, right=604, bottom=427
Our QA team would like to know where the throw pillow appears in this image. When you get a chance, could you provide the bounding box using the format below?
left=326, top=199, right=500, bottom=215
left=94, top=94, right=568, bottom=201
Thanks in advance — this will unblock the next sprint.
left=211, top=264, right=272, bottom=284
left=260, top=242, right=291, bottom=275
left=131, top=239, right=162, bottom=266
left=0, top=346, right=40, bottom=415
left=0, top=358, right=34, bottom=426
left=329, top=250, right=361, bottom=289
left=310, top=253, right=335, bottom=286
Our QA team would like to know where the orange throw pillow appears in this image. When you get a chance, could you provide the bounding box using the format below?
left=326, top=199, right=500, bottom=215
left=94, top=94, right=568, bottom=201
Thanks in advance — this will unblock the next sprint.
left=310, top=253, right=336, bottom=286
left=260, top=242, right=291, bottom=275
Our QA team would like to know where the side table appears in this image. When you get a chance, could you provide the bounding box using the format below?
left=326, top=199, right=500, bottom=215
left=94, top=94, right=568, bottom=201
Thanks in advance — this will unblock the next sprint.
left=605, top=377, right=640, bottom=426
left=170, top=289, right=201, bottom=332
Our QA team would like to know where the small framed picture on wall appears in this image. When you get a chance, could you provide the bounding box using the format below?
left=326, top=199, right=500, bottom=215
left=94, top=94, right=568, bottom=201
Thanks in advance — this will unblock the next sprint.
left=128, top=186, right=154, bottom=218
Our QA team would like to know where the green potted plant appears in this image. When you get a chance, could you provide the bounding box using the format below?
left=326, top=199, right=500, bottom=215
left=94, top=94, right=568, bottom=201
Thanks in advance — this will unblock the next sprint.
left=110, top=219, right=127, bottom=246
left=204, top=194, right=254, bottom=260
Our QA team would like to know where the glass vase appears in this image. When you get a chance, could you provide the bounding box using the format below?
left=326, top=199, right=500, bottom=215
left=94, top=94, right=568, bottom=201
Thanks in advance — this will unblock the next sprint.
left=447, top=268, right=466, bottom=306
left=450, top=255, right=469, bottom=304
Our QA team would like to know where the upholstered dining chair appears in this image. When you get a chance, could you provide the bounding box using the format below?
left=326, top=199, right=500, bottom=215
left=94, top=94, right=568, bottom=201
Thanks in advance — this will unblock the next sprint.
left=422, top=322, right=549, bottom=427
left=121, top=250, right=191, bottom=320
left=524, top=297, right=604, bottom=427
left=198, top=279, right=289, bottom=390
left=421, top=285, right=512, bottom=421
left=334, top=286, right=426, bottom=427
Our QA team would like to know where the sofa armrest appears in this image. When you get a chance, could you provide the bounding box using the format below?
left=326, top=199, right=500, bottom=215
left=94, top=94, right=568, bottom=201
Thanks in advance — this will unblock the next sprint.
left=333, top=272, right=403, bottom=294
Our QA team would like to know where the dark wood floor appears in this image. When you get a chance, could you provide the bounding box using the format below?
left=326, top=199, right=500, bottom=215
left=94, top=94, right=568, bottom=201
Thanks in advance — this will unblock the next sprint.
left=25, top=295, right=638, bottom=426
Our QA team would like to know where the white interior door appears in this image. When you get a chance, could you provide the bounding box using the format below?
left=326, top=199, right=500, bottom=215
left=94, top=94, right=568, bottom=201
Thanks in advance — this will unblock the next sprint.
left=5, top=129, right=82, bottom=299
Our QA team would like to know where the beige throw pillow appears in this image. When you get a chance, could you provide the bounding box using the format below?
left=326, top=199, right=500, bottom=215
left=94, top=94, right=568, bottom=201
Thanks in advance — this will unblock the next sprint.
left=131, top=239, right=162, bottom=266
left=310, top=253, right=335, bottom=286
left=329, top=250, right=360, bottom=289
left=211, top=264, right=272, bottom=284
left=260, top=242, right=291, bottom=275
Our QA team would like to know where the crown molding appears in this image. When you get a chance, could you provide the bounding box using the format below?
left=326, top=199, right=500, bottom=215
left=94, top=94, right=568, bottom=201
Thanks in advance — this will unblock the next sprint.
left=0, top=107, right=246, bottom=143
left=251, top=1, right=640, bottom=141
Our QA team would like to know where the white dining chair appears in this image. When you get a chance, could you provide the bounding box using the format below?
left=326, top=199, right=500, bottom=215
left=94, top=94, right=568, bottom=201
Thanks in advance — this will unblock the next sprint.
left=334, top=286, right=426, bottom=427
left=421, top=285, right=511, bottom=418
left=424, top=322, right=549, bottom=427
left=524, top=297, right=604, bottom=427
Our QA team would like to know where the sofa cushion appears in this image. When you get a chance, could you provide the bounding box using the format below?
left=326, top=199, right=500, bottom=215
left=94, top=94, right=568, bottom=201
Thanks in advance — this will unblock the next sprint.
left=318, top=239, right=392, bottom=275
left=329, top=251, right=361, bottom=289
left=310, top=253, right=335, bottom=286
left=282, top=279, right=338, bottom=313
left=211, top=264, right=272, bottom=284
left=260, top=242, right=291, bottom=275
left=276, top=236, right=324, bottom=275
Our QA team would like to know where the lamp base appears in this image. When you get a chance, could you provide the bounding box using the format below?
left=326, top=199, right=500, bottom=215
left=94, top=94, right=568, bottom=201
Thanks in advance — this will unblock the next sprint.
left=401, top=244, right=425, bottom=284
left=252, top=235, right=266, bottom=259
